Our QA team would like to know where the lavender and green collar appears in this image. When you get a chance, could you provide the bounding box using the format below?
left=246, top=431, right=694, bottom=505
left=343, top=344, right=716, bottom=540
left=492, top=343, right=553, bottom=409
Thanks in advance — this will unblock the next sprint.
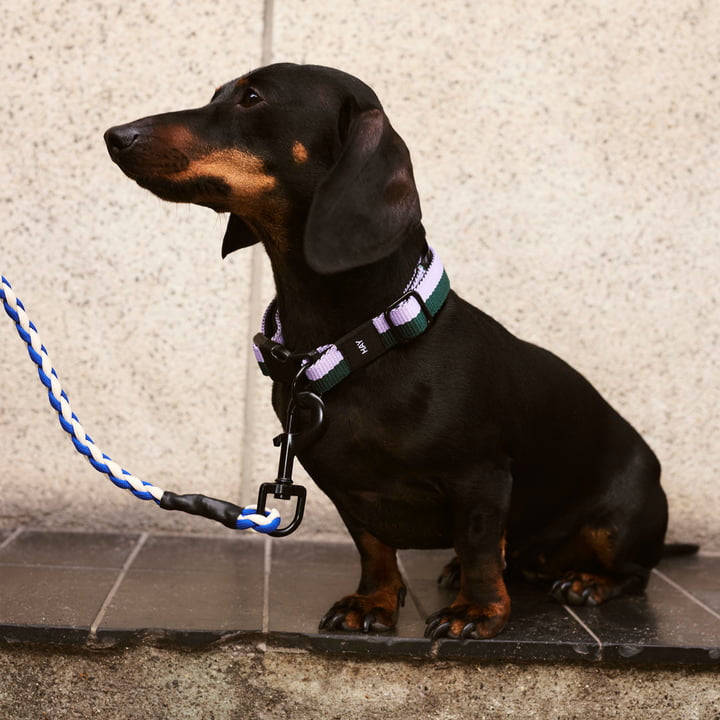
left=253, top=247, right=450, bottom=394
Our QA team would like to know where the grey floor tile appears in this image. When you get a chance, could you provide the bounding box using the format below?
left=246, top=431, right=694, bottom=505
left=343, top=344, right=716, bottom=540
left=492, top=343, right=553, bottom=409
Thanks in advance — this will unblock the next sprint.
left=1, top=529, right=717, bottom=664
left=0, top=529, right=140, bottom=568
left=0, top=564, right=119, bottom=628
left=657, top=555, right=720, bottom=616
left=268, top=541, right=430, bottom=654
left=128, top=533, right=265, bottom=573
left=97, top=534, right=266, bottom=639
left=569, top=570, right=720, bottom=663
left=98, top=567, right=263, bottom=635
left=400, top=549, right=599, bottom=661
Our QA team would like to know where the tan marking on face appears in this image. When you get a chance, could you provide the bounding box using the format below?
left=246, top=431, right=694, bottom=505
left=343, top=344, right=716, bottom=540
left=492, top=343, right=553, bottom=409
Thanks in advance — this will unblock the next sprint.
left=150, top=139, right=289, bottom=247
left=177, top=148, right=277, bottom=194
left=292, top=141, right=309, bottom=164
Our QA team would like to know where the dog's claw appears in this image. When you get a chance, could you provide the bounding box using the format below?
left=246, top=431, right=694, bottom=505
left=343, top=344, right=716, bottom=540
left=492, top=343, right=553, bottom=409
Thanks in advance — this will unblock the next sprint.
left=318, top=609, right=350, bottom=631
left=423, top=611, right=444, bottom=638
left=550, top=574, right=607, bottom=606
left=425, top=619, right=452, bottom=640
left=366, top=615, right=391, bottom=632
left=318, top=611, right=343, bottom=631
left=319, top=590, right=402, bottom=634
left=425, top=601, right=510, bottom=640
left=329, top=612, right=347, bottom=630
left=362, top=613, right=377, bottom=633
left=461, top=622, right=478, bottom=639
left=550, top=579, right=573, bottom=602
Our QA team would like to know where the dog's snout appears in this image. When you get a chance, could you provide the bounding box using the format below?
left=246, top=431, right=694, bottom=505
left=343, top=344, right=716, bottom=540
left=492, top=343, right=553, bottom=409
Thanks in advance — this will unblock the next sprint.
left=104, top=125, right=139, bottom=155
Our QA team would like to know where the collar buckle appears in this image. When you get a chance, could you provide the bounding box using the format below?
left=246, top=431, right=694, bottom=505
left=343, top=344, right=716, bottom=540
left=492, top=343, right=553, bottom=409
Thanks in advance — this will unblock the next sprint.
left=384, top=289, right=434, bottom=344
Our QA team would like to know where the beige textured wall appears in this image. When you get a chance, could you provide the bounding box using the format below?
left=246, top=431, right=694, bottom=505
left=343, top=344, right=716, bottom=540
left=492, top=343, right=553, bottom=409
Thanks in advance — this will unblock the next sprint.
left=1, top=1, right=718, bottom=549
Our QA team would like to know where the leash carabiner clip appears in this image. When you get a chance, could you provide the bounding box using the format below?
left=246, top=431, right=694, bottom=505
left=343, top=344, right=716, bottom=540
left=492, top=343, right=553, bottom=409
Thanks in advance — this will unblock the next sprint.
left=255, top=370, right=325, bottom=537
left=256, top=481, right=307, bottom=537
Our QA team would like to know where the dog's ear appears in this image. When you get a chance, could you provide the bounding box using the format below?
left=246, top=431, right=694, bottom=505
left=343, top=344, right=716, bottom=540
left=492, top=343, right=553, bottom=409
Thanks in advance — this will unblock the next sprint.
left=221, top=213, right=259, bottom=258
left=304, top=104, right=421, bottom=274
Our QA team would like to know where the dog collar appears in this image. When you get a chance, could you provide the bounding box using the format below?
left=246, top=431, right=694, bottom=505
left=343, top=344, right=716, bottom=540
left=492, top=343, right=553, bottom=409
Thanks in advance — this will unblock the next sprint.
left=253, top=246, right=450, bottom=394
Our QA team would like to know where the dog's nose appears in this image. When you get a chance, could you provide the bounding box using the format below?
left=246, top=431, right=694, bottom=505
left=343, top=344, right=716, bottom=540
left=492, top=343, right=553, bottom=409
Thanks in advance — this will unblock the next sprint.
left=104, top=125, right=139, bottom=155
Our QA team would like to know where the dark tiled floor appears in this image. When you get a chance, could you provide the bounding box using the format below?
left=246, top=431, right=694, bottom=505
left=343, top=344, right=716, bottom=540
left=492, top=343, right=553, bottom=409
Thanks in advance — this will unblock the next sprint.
left=1, top=528, right=718, bottom=663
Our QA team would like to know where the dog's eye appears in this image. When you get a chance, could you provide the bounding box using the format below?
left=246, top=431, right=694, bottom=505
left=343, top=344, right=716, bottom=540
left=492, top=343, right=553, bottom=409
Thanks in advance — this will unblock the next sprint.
left=239, top=87, right=263, bottom=108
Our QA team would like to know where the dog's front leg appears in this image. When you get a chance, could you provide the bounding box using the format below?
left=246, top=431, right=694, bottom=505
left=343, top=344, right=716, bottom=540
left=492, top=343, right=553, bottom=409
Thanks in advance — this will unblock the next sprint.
left=319, top=527, right=406, bottom=633
left=425, top=462, right=512, bottom=640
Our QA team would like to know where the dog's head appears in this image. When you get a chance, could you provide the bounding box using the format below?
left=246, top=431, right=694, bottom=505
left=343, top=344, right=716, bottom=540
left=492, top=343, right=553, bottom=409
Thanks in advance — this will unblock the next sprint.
left=105, top=63, right=421, bottom=274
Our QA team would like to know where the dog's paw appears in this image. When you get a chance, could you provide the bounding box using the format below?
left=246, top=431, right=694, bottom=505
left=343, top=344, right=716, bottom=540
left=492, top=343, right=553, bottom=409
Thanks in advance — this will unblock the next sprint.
left=437, top=556, right=461, bottom=590
left=319, top=587, right=406, bottom=633
left=424, top=601, right=509, bottom=640
left=550, top=572, right=631, bottom=606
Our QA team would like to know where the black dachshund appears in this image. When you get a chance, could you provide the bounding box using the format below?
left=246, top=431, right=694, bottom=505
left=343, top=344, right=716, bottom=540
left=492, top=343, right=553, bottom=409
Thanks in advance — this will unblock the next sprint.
left=105, top=63, right=669, bottom=639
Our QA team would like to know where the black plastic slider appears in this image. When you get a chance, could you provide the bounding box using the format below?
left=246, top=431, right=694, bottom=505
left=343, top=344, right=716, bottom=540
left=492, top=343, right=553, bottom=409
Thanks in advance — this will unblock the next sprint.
left=159, top=491, right=243, bottom=530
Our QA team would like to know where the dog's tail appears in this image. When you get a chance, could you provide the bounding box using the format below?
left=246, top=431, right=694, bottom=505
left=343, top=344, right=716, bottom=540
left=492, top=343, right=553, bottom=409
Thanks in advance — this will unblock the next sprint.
left=662, top=542, right=700, bottom=557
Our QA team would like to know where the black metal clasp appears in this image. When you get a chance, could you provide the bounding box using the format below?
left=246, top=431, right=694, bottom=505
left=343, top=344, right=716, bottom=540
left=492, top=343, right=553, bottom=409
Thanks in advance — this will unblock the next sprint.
left=256, top=382, right=325, bottom=537
left=256, top=482, right=307, bottom=537
left=253, top=332, right=321, bottom=385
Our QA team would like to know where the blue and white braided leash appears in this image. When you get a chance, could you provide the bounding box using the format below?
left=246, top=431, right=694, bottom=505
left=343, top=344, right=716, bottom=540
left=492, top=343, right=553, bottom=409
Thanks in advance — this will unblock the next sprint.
left=1, top=274, right=281, bottom=533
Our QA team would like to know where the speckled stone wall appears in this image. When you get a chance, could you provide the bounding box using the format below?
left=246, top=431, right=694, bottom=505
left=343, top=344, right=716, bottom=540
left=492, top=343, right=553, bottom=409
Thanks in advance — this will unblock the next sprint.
left=2, top=1, right=718, bottom=549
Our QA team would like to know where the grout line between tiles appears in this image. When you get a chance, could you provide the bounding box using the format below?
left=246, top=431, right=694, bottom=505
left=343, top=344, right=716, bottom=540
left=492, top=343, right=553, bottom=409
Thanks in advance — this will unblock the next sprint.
left=562, top=604, right=603, bottom=657
left=0, top=527, right=24, bottom=552
left=262, top=535, right=272, bottom=633
left=0, top=562, right=140, bottom=571
left=89, top=532, right=149, bottom=637
left=652, top=567, right=720, bottom=622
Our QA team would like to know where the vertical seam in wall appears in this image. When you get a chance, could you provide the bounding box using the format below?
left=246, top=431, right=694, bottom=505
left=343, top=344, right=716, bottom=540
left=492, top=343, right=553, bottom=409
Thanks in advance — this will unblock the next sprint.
left=239, top=239, right=266, bottom=501
left=240, top=0, right=274, bottom=500
left=262, top=0, right=274, bottom=65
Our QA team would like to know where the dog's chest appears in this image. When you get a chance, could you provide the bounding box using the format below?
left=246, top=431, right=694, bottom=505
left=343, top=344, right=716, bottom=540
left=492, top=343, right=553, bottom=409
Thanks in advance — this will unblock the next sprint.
left=298, top=423, right=455, bottom=548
